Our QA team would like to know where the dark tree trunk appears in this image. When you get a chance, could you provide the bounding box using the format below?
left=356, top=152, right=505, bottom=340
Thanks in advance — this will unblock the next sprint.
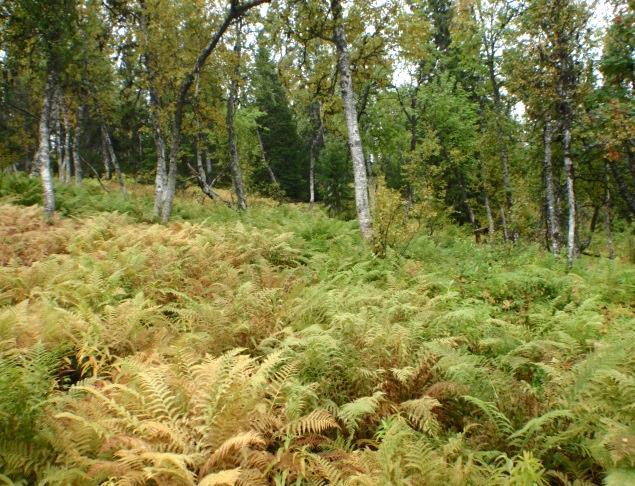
left=543, top=113, right=561, bottom=256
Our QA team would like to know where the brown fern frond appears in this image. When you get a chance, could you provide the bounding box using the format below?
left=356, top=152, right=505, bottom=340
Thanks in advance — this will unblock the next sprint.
left=201, top=431, right=266, bottom=474
left=243, top=450, right=276, bottom=470
left=423, top=381, right=466, bottom=400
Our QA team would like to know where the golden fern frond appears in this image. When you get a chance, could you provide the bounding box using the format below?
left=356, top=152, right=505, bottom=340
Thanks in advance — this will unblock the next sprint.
left=198, top=467, right=242, bottom=486
left=286, top=410, right=339, bottom=437
left=202, top=431, right=266, bottom=473
left=400, top=396, right=441, bottom=435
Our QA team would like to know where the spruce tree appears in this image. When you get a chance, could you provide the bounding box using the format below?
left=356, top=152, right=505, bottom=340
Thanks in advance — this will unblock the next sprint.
left=252, top=44, right=308, bottom=200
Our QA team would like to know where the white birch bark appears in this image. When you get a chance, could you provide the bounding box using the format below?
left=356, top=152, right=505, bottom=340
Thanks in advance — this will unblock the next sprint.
left=62, top=107, right=72, bottom=183
left=101, top=123, right=127, bottom=198
left=38, top=74, right=56, bottom=219
left=73, top=105, right=84, bottom=185
left=331, top=0, right=372, bottom=241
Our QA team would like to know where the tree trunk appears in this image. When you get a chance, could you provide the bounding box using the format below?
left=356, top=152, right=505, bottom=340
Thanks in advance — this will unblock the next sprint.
left=604, top=162, right=615, bottom=259
left=459, top=173, right=478, bottom=241
left=487, top=56, right=514, bottom=240
left=101, top=123, right=127, bottom=198
left=227, top=22, right=247, bottom=211
left=609, top=161, right=635, bottom=216
left=331, top=0, right=372, bottom=242
left=205, top=150, right=212, bottom=180
left=38, top=74, right=56, bottom=219
left=101, top=130, right=112, bottom=180
left=500, top=206, right=509, bottom=241
left=561, top=102, right=577, bottom=269
left=52, top=91, right=63, bottom=179
left=151, top=0, right=269, bottom=222
left=309, top=101, right=324, bottom=206
left=62, top=107, right=72, bottom=183
left=543, top=113, right=560, bottom=256
left=484, top=191, right=495, bottom=239
left=73, top=105, right=84, bottom=185
left=153, top=125, right=168, bottom=220
left=256, top=127, right=278, bottom=185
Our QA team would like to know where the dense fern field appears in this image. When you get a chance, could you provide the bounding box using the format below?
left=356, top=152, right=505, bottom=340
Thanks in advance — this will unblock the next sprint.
left=0, top=176, right=634, bottom=485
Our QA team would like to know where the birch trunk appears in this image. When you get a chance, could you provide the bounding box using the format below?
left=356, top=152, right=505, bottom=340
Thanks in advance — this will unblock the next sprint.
left=101, top=123, right=127, bottom=197
left=152, top=0, right=269, bottom=222
left=331, top=0, right=372, bottom=241
left=101, top=130, right=112, bottom=180
left=38, top=74, right=56, bottom=219
left=543, top=113, right=560, bottom=256
left=561, top=103, right=577, bottom=269
left=73, top=105, right=84, bottom=185
left=153, top=125, right=169, bottom=220
left=205, top=150, right=212, bottom=180
left=256, top=127, right=278, bottom=185
left=484, top=191, right=495, bottom=239
left=309, top=101, right=324, bottom=206
left=226, top=22, right=247, bottom=211
left=487, top=56, right=514, bottom=240
left=62, top=108, right=72, bottom=183
left=52, top=91, right=63, bottom=179
left=604, top=162, right=615, bottom=259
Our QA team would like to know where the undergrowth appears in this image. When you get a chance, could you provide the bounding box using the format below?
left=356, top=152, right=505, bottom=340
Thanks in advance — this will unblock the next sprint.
left=0, top=174, right=633, bottom=485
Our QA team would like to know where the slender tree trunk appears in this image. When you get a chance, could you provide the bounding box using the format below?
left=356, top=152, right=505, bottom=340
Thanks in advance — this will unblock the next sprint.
left=56, top=122, right=63, bottom=179
left=38, top=74, right=56, bottom=219
left=487, top=57, right=514, bottom=240
left=101, top=123, right=127, bottom=197
left=101, top=130, right=112, bottom=180
left=500, top=206, right=509, bottom=241
left=62, top=108, right=72, bottom=184
left=609, top=161, right=635, bottom=216
left=484, top=191, right=495, bottom=239
left=458, top=173, right=478, bottom=241
left=256, top=127, right=278, bottom=185
left=145, top=0, right=269, bottom=222
left=227, top=22, right=247, bottom=211
left=561, top=102, right=577, bottom=269
left=205, top=150, right=212, bottom=181
left=153, top=124, right=168, bottom=219
left=73, top=105, right=84, bottom=185
left=604, top=162, right=615, bottom=259
left=52, top=91, right=63, bottom=179
left=543, top=113, right=560, bottom=256
left=309, top=101, right=324, bottom=206
left=331, top=0, right=372, bottom=241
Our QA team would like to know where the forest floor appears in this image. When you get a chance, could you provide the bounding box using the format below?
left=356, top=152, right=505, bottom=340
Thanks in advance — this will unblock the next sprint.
left=0, top=175, right=634, bottom=485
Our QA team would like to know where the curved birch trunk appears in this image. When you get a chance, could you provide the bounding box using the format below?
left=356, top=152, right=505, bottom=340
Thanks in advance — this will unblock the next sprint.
left=331, top=0, right=372, bottom=242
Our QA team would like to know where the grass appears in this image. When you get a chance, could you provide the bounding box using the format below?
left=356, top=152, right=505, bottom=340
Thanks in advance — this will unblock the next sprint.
left=0, top=173, right=633, bottom=485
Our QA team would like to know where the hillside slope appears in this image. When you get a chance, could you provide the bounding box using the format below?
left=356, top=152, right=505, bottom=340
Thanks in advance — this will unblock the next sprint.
left=0, top=180, right=634, bottom=485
